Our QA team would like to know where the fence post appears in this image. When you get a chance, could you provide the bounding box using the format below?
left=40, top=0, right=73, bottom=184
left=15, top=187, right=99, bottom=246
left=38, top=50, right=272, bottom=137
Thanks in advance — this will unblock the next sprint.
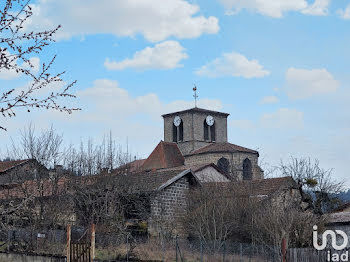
left=281, top=238, right=287, bottom=262
left=176, top=235, right=178, bottom=262
left=90, top=223, right=95, bottom=261
left=126, top=234, right=129, bottom=262
left=66, top=224, right=71, bottom=262
left=200, top=239, right=203, bottom=262
left=240, top=243, right=242, bottom=262
left=223, top=241, right=226, bottom=262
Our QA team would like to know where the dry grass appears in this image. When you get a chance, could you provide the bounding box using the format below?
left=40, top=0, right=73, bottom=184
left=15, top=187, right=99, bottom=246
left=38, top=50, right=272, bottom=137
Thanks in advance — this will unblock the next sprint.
left=95, top=240, right=270, bottom=262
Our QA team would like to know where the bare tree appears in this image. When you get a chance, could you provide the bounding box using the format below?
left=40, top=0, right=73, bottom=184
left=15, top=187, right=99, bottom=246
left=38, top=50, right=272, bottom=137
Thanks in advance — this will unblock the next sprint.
left=278, top=157, right=344, bottom=214
left=0, top=0, right=79, bottom=130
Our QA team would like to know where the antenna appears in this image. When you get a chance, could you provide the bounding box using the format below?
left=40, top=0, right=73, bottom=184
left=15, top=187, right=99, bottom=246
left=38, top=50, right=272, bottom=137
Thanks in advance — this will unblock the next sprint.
left=193, top=84, right=198, bottom=108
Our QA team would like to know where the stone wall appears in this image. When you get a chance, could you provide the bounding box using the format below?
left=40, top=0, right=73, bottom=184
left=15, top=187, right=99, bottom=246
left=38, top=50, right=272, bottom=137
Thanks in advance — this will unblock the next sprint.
left=163, top=110, right=228, bottom=155
left=148, top=176, right=190, bottom=235
left=184, top=152, right=263, bottom=180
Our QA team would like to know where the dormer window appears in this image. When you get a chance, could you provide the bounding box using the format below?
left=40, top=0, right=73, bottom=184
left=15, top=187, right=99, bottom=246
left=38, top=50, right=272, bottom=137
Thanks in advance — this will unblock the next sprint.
left=173, top=116, right=183, bottom=142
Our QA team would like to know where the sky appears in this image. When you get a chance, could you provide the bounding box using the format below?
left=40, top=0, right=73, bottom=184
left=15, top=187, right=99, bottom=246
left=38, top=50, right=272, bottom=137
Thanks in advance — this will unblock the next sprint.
left=0, top=0, right=349, bottom=188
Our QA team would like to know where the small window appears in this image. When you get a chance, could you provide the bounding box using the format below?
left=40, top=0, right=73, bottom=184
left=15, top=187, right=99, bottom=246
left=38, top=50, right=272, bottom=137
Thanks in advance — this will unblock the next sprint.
left=203, top=120, right=215, bottom=142
left=173, top=124, right=177, bottom=142
left=173, top=120, right=183, bottom=142
left=217, top=157, right=230, bottom=174
left=204, top=121, right=209, bottom=140
left=243, top=158, right=252, bottom=180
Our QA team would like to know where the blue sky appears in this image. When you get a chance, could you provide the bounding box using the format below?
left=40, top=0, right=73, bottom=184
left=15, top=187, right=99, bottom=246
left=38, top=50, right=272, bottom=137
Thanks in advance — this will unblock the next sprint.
left=1, top=0, right=349, bottom=187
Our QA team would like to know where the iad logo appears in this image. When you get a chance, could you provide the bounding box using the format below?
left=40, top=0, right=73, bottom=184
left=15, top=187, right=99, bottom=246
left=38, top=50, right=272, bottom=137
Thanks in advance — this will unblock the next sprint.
left=313, top=225, right=349, bottom=262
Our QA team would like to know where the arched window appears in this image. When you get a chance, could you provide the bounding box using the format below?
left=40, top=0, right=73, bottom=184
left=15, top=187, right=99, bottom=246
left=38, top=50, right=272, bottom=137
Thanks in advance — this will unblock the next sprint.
left=204, top=120, right=216, bottom=142
left=243, top=158, right=252, bottom=180
left=173, top=120, right=183, bottom=142
left=217, top=157, right=230, bottom=174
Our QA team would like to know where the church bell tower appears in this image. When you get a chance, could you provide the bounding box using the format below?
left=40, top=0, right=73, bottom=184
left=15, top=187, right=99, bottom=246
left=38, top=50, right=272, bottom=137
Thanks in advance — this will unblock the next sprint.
left=162, top=108, right=229, bottom=155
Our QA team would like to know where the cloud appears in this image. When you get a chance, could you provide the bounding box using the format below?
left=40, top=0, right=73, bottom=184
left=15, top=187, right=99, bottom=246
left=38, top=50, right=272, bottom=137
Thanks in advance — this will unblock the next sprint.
left=0, top=55, right=40, bottom=80
left=104, top=41, right=188, bottom=71
left=285, top=67, right=339, bottom=100
left=195, top=52, right=269, bottom=78
left=260, top=96, right=279, bottom=104
left=338, top=3, right=350, bottom=19
left=260, top=108, right=304, bottom=129
left=218, top=0, right=330, bottom=18
left=302, top=0, right=330, bottom=16
left=76, top=79, right=223, bottom=120
left=25, top=0, right=219, bottom=42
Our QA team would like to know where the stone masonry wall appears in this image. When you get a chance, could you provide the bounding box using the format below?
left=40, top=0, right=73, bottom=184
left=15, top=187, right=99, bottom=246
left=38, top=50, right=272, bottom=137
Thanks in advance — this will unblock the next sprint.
left=184, top=152, right=263, bottom=180
left=148, top=176, right=190, bottom=235
left=163, top=111, right=228, bottom=155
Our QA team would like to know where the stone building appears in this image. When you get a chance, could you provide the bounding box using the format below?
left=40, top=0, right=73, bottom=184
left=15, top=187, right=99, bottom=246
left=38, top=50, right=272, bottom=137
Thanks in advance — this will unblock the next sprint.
left=162, top=107, right=263, bottom=180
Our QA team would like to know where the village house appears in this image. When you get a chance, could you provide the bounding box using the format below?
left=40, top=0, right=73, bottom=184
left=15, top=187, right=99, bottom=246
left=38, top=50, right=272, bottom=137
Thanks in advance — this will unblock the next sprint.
left=0, top=107, right=306, bottom=237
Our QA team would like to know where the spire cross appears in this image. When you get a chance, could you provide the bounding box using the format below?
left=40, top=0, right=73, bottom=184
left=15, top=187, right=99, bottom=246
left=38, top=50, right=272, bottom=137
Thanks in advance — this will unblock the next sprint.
left=193, top=85, right=198, bottom=108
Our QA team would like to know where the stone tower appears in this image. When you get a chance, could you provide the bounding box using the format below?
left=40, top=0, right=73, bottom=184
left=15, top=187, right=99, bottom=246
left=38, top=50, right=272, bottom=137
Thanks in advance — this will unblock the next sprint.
left=162, top=107, right=229, bottom=155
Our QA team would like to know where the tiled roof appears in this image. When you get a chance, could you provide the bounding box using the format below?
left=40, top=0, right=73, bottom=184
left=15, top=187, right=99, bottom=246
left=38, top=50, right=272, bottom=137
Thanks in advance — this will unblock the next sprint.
left=331, top=202, right=350, bottom=213
left=239, top=176, right=296, bottom=196
left=78, top=168, right=194, bottom=194
left=186, top=142, right=258, bottom=156
left=113, top=159, right=146, bottom=174
left=142, top=141, right=184, bottom=171
left=207, top=176, right=296, bottom=197
left=0, top=160, right=30, bottom=173
left=162, top=107, right=229, bottom=117
left=328, top=212, right=350, bottom=224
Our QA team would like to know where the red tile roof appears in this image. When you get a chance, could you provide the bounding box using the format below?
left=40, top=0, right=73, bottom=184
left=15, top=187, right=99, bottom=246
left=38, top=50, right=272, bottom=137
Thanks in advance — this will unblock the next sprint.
left=113, top=159, right=146, bottom=174
left=142, top=141, right=184, bottom=171
left=186, top=142, right=258, bottom=156
left=0, top=160, right=31, bottom=173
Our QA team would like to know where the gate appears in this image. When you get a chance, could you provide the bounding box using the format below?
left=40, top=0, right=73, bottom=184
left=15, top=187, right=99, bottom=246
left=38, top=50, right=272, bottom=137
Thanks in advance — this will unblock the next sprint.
left=67, top=224, right=95, bottom=262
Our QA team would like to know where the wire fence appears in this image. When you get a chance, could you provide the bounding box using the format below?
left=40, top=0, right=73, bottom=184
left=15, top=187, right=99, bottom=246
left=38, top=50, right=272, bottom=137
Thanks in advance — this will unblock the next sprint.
left=0, top=228, right=340, bottom=261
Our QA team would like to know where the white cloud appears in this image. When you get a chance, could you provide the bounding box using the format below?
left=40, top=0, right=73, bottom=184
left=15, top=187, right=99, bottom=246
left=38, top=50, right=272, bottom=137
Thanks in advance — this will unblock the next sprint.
left=104, top=41, right=188, bottom=71
left=260, top=108, right=304, bottom=129
left=338, top=3, right=350, bottom=19
left=260, top=96, right=279, bottom=104
left=218, top=0, right=330, bottom=18
left=77, top=79, right=223, bottom=119
left=285, top=67, right=339, bottom=100
left=25, top=0, right=219, bottom=42
left=0, top=55, right=40, bottom=80
left=195, top=52, right=269, bottom=78
left=302, top=0, right=330, bottom=16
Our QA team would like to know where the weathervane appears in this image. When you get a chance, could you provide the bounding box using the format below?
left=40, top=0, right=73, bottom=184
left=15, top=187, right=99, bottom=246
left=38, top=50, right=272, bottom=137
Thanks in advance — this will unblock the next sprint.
left=193, top=84, right=198, bottom=108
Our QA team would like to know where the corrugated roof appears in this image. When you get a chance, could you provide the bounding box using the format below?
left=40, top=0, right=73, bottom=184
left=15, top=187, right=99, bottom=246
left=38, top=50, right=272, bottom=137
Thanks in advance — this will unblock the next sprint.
left=162, top=107, right=229, bottom=117
left=186, top=142, right=258, bottom=156
left=142, top=141, right=184, bottom=170
left=0, top=160, right=30, bottom=173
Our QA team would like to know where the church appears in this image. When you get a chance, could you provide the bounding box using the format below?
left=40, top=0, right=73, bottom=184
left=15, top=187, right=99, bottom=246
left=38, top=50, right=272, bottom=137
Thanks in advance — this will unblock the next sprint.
left=129, top=106, right=264, bottom=182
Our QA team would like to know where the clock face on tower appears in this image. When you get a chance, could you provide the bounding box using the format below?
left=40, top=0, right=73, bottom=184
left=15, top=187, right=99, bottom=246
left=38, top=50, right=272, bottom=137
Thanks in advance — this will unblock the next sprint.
left=206, top=115, right=214, bottom=126
left=173, top=116, right=181, bottom=127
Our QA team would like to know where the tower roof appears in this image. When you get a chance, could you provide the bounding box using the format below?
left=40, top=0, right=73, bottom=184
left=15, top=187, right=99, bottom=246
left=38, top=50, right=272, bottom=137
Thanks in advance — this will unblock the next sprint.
left=186, top=142, right=258, bottom=156
left=162, top=107, right=229, bottom=118
left=142, top=141, right=185, bottom=170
